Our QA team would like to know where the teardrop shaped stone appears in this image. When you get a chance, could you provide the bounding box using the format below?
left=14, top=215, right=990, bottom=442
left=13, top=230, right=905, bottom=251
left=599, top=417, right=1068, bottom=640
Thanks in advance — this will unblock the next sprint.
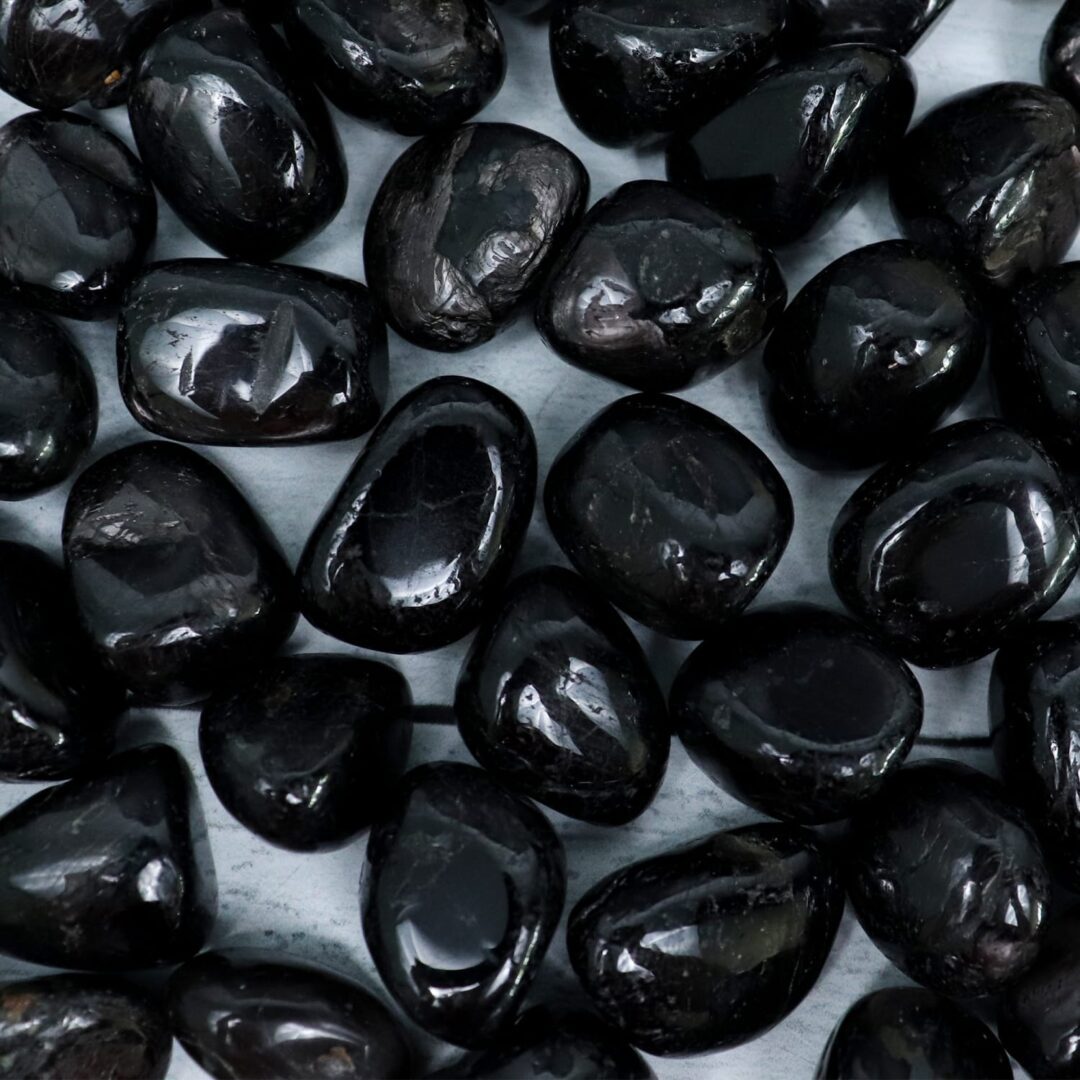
left=782, top=0, right=954, bottom=56
left=1045, top=0, right=1080, bottom=113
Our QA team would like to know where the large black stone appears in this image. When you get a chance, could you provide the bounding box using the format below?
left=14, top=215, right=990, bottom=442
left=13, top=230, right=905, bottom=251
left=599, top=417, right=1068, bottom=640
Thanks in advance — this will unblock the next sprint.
left=1044, top=0, right=1080, bottom=113
left=782, top=0, right=954, bottom=56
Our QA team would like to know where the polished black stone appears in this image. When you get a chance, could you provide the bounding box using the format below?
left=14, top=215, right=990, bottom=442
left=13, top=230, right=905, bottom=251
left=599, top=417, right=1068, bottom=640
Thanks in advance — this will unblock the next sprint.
left=285, top=0, right=505, bottom=136
left=667, top=45, right=915, bottom=247
left=491, top=0, right=550, bottom=13
left=782, top=0, right=954, bottom=56
left=128, top=8, right=346, bottom=260
left=537, top=180, right=787, bottom=392
left=829, top=419, right=1080, bottom=668
left=1044, top=0, right=1080, bottom=113
left=200, top=655, right=412, bottom=852
left=763, top=240, right=986, bottom=470
left=846, top=761, right=1050, bottom=997
left=890, top=82, right=1080, bottom=290
left=567, top=823, right=843, bottom=1056
left=168, top=949, right=412, bottom=1080
left=0, top=744, right=216, bottom=971
left=0, top=111, right=156, bottom=320
left=364, top=123, right=588, bottom=351
left=298, top=377, right=536, bottom=654
left=63, top=440, right=298, bottom=706
left=118, top=259, right=388, bottom=446
left=549, top=0, right=786, bottom=147
left=362, top=761, right=565, bottom=1047
left=545, top=393, right=792, bottom=640
left=670, top=604, right=922, bottom=825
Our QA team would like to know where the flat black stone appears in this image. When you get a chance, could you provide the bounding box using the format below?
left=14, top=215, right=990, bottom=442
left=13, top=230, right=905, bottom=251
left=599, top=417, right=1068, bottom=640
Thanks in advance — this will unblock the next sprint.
left=298, top=377, right=536, bottom=654
left=362, top=761, right=565, bottom=1047
left=829, top=419, right=1080, bottom=668
left=545, top=393, right=792, bottom=640
left=782, top=0, right=955, bottom=56
left=537, top=179, right=787, bottom=392
left=364, top=123, right=588, bottom=351
left=567, top=823, right=844, bottom=1055
left=118, top=259, right=388, bottom=446
left=1044, top=0, right=1080, bottom=113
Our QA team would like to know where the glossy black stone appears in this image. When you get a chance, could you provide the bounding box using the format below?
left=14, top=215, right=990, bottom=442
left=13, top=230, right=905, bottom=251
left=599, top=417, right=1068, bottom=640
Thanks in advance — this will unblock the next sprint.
left=118, top=259, right=388, bottom=446
left=537, top=180, right=787, bottom=393
left=846, top=761, right=1050, bottom=997
left=763, top=240, right=986, bottom=470
left=1044, top=0, right=1080, bottom=113
left=0, top=111, right=156, bottom=320
left=545, top=393, right=793, bottom=640
left=285, top=0, right=505, bottom=136
left=298, top=377, right=536, bottom=654
left=670, top=604, right=922, bottom=825
left=829, top=419, right=1080, bottom=668
left=782, top=0, right=954, bottom=56
left=890, top=83, right=1080, bottom=290
left=128, top=9, right=347, bottom=260
left=455, top=565, right=669, bottom=825
left=63, top=440, right=298, bottom=706
left=200, top=655, right=412, bottom=852
left=667, top=45, right=915, bottom=247
left=0, top=744, right=216, bottom=971
left=168, top=949, right=412, bottom=1080
left=364, top=123, right=588, bottom=351
left=549, top=0, right=786, bottom=147
left=362, top=762, right=565, bottom=1047
left=567, top=823, right=843, bottom=1056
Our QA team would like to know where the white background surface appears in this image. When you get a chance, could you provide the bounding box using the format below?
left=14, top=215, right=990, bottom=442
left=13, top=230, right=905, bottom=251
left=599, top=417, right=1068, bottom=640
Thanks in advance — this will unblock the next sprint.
left=0, top=2, right=1070, bottom=1076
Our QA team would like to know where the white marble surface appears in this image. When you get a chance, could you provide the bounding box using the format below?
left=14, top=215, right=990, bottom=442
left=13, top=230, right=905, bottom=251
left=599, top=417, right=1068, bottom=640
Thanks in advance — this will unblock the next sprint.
left=0, top=1, right=1070, bottom=1076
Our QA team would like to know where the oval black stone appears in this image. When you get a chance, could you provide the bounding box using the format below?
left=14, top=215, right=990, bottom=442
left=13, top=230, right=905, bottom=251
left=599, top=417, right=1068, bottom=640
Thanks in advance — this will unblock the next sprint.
left=118, top=259, right=388, bottom=446
left=782, top=0, right=954, bottom=56
left=362, top=761, right=565, bottom=1047
left=829, top=419, right=1080, bottom=668
left=364, top=123, right=588, bottom=351
left=1044, top=0, right=1080, bottom=113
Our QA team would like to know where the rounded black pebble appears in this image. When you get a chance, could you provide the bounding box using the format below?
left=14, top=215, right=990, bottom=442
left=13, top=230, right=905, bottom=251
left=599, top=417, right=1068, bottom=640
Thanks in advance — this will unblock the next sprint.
left=782, top=0, right=955, bottom=56
left=1044, top=0, right=1080, bottom=113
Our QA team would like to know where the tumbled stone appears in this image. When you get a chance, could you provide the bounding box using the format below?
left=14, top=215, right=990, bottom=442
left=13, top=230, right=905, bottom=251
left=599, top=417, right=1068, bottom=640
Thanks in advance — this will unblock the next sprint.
left=782, top=0, right=954, bottom=56
left=1044, top=0, right=1080, bottom=113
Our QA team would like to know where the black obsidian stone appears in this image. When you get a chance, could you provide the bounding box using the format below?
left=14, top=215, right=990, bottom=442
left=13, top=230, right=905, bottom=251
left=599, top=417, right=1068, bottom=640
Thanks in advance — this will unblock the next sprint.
left=537, top=180, right=787, bottom=393
left=455, top=565, right=669, bottom=825
left=670, top=604, right=922, bottom=825
left=285, top=0, right=505, bottom=136
left=128, top=8, right=346, bottom=260
left=118, top=259, right=387, bottom=446
left=364, top=123, right=588, bottom=351
left=0, top=744, right=216, bottom=971
left=846, top=761, right=1050, bottom=997
left=168, top=949, right=412, bottom=1080
left=0, top=111, right=156, bottom=320
left=890, top=83, right=1080, bottom=290
left=763, top=240, right=985, bottom=470
left=567, top=823, right=843, bottom=1056
left=782, top=0, right=954, bottom=56
left=200, top=655, right=412, bottom=852
left=667, top=45, right=915, bottom=247
left=545, top=393, right=792, bottom=640
left=491, top=0, right=550, bottom=13
left=221, top=0, right=286, bottom=20
left=1044, top=0, right=1080, bottom=113
left=829, top=419, right=1080, bottom=668
left=63, top=440, right=298, bottom=706
left=362, top=762, right=565, bottom=1047
left=298, top=377, right=536, bottom=654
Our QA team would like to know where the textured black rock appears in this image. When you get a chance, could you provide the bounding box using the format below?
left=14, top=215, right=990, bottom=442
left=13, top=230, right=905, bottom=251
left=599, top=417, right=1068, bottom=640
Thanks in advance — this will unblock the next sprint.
left=118, top=259, right=388, bottom=446
left=0, top=111, right=156, bottom=320
left=667, top=45, right=915, bottom=247
left=128, top=8, right=346, bottom=260
left=549, top=0, right=786, bottom=147
left=364, top=123, right=588, bottom=351
left=670, top=604, right=922, bottom=824
left=362, top=762, right=565, bottom=1047
left=829, top=419, right=1080, bottom=668
left=455, top=565, right=669, bottom=825
left=890, top=82, right=1080, bottom=290
left=846, top=761, right=1050, bottom=997
left=1044, top=0, right=1080, bottom=113
left=285, top=0, right=505, bottom=136
left=545, top=393, right=792, bottom=639
left=763, top=240, right=985, bottom=470
left=168, top=949, right=412, bottom=1080
left=568, top=823, right=843, bottom=1056
left=782, top=0, right=954, bottom=56
left=298, top=377, right=536, bottom=654
left=0, top=744, right=216, bottom=971
left=537, top=180, right=787, bottom=392
left=200, top=655, right=412, bottom=852
left=63, top=441, right=298, bottom=706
